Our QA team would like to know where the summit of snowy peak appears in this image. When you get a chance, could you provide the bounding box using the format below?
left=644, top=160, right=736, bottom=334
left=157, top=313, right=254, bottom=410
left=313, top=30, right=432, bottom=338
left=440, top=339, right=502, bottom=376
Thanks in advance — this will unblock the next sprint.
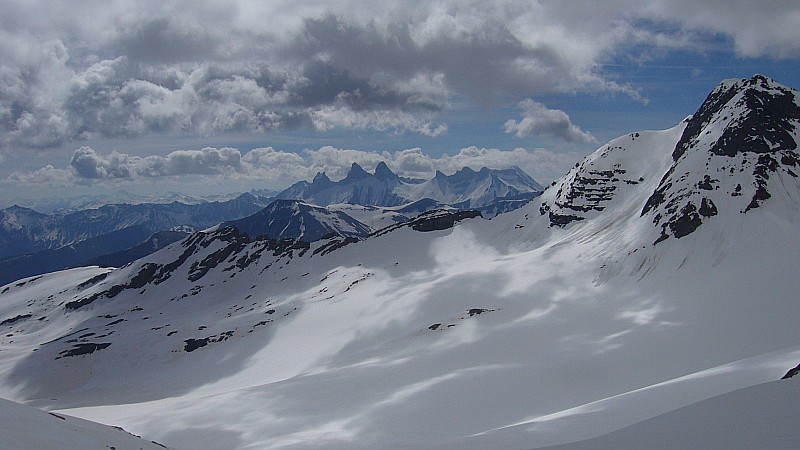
left=491, top=166, right=544, bottom=191
left=671, top=74, right=799, bottom=161
left=641, top=75, right=800, bottom=244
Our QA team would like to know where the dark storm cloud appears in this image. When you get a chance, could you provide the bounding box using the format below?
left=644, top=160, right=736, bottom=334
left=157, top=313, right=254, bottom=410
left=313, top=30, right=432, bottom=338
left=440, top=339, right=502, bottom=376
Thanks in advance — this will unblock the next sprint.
left=0, top=35, right=447, bottom=150
left=293, top=62, right=413, bottom=111
left=1, top=0, right=800, bottom=154
left=113, top=18, right=223, bottom=64
left=291, top=14, right=564, bottom=105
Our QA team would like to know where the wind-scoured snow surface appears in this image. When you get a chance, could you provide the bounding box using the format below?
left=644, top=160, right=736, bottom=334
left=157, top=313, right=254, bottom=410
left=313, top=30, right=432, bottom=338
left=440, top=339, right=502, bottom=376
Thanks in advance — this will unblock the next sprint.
left=1, top=75, right=800, bottom=449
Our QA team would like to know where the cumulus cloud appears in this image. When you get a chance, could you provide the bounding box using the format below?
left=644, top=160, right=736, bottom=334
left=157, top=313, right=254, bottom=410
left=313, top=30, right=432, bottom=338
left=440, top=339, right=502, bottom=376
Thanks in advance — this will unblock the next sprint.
left=637, top=0, right=800, bottom=58
left=67, top=146, right=245, bottom=179
left=503, top=100, right=596, bottom=144
left=9, top=144, right=586, bottom=190
left=5, top=165, right=72, bottom=184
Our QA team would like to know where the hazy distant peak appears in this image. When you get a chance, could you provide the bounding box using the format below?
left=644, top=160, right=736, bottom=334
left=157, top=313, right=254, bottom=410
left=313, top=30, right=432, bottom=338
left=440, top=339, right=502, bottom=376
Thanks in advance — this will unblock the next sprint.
left=374, top=161, right=398, bottom=180
left=343, top=162, right=370, bottom=182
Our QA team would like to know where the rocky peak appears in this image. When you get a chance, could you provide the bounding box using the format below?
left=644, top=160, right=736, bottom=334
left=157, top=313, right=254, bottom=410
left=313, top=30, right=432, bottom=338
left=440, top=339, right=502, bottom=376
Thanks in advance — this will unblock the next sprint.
left=673, top=74, right=800, bottom=161
left=641, top=75, right=800, bottom=244
left=454, top=166, right=477, bottom=177
left=373, top=161, right=398, bottom=181
left=342, top=162, right=370, bottom=183
left=312, top=171, right=333, bottom=185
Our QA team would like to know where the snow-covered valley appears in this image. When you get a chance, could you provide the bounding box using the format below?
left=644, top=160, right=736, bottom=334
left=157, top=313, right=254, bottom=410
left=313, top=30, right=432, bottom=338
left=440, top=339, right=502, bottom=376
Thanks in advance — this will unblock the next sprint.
left=1, top=75, right=799, bottom=449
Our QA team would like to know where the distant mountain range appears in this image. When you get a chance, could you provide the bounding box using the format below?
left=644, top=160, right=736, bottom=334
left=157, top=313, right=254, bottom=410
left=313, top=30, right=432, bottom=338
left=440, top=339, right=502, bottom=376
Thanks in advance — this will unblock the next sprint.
left=0, top=193, right=271, bottom=261
left=276, top=161, right=543, bottom=208
left=0, top=165, right=543, bottom=286
left=0, top=193, right=272, bottom=285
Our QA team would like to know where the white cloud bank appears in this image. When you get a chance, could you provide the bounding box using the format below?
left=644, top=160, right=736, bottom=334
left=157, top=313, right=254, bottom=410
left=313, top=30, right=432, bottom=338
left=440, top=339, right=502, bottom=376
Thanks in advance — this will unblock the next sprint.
left=7, top=145, right=585, bottom=190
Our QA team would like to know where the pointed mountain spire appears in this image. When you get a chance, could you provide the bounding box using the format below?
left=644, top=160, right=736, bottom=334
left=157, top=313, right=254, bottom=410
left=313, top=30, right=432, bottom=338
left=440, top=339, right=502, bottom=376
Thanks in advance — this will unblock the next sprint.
left=374, top=161, right=398, bottom=180
left=343, top=162, right=370, bottom=182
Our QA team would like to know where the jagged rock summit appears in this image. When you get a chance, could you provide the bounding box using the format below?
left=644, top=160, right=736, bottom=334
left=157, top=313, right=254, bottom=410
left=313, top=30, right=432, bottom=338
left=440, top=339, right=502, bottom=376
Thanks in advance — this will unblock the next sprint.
left=276, top=161, right=543, bottom=208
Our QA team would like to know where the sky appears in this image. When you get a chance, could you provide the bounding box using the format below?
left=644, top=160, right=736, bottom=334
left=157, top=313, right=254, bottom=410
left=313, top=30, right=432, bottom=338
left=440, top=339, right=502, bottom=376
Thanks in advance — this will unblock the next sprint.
left=1, top=0, right=800, bottom=209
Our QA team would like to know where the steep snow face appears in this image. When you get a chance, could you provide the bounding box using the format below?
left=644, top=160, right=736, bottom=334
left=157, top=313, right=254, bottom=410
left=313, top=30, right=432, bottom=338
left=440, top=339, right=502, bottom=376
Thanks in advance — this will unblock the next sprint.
left=530, top=74, right=800, bottom=281
left=277, top=162, right=543, bottom=208
left=642, top=75, right=800, bottom=244
left=1, top=76, right=800, bottom=449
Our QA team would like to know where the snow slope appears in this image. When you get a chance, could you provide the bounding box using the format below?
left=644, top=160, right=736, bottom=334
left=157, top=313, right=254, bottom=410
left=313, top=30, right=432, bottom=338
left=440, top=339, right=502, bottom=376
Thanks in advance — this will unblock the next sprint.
left=0, top=397, right=168, bottom=450
left=1, top=75, right=799, bottom=448
left=546, top=376, right=800, bottom=450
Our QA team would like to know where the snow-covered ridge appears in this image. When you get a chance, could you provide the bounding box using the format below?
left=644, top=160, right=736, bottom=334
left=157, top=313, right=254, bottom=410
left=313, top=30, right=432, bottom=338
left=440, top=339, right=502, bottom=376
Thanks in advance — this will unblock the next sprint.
left=537, top=126, right=682, bottom=229
left=224, top=199, right=373, bottom=243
